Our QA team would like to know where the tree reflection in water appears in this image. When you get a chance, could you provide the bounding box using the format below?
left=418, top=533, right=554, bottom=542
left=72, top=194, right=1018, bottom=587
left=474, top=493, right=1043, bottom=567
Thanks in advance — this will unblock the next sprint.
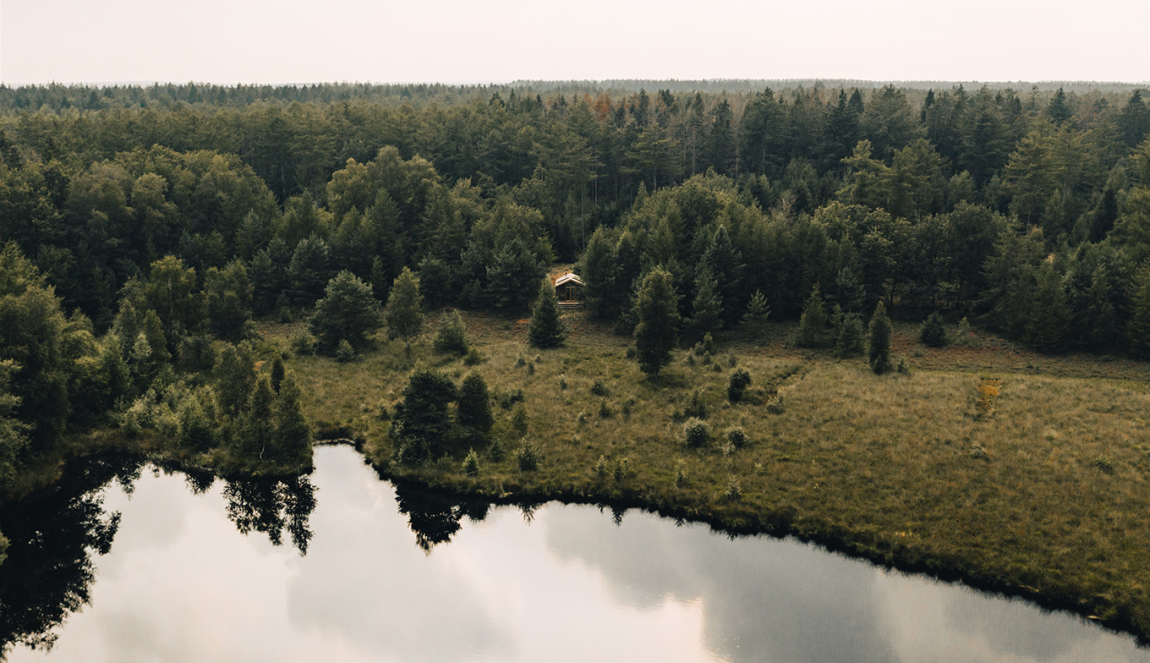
left=393, top=482, right=490, bottom=552
left=223, top=475, right=316, bottom=555
left=0, top=454, right=141, bottom=656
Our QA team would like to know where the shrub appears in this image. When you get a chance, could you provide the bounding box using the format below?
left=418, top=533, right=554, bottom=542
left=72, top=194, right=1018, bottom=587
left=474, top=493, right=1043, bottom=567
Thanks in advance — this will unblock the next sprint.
left=462, top=448, right=480, bottom=476
left=463, top=347, right=483, bottom=366
left=515, top=355, right=527, bottom=368
left=897, top=357, right=911, bottom=374
left=955, top=317, right=976, bottom=346
left=558, top=374, right=568, bottom=390
left=594, top=455, right=608, bottom=480
left=517, top=440, right=541, bottom=471
left=624, top=347, right=636, bottom=359
left=335, top=339, right=356, bottom=363
left=527, top=362, right=535, bottom=375
left=725, top=427, right=748, bottom=448
left=920, top=312, right=948, bottom=347
left=511, top=403, right=529, bottom=437
left=727, top=369, right=752, bottom=403
left=622, top=396, right=635, bottom=417
left=590, top=378, right=609, bottom=397
left=290, top=331, right=316, bottom=356
left=599, top=399, right=613, bottom=418
left=488, top=437, right=505, bottom=461
left=728, top=354, right=737, bottom=368
left=674, top=459, right=687, bottom=486
left=613, top=457, right=629, bottom=482
left=712, top=362, right=722, bottom=373
left=723, top=477, right=742, bottom=501
left=766, top=394, right=785, bottom=414
left=1094, top=455, right=1115, bottom=473
left=433, top=310, right=469, bottom=355
left=702, top=332, right=715, bottom=354
left=497, top=389, right=524, bottom=409
left=683, top=418, right=712, bottom=447
left=684, top=388, right=707, bottom=419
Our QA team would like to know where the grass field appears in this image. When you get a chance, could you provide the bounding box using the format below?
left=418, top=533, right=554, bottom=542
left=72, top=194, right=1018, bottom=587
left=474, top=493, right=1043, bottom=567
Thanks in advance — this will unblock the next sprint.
left=266, top=310, right=1150, bottom=641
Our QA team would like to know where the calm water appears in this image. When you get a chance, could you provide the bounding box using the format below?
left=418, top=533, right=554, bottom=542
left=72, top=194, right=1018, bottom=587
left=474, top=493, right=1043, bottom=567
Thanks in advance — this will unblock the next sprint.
left=1, top=444, right=1147, bottom=663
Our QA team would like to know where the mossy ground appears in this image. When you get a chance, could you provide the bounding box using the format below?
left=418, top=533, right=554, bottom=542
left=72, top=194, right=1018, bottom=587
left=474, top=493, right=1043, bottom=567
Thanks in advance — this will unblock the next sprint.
left=270, top=310, right=1150, bottom=639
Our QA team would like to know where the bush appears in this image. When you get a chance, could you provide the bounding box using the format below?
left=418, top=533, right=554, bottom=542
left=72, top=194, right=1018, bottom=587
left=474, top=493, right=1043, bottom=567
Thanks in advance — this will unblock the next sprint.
left=766, top=394, right=785, bottom=414
left=684, top=388, right=707, bottom=419
left=683, top=418, right=711, bottom=447
left=598, top=399, right=613, bottom=418
left=613, top=457, right=629, bottom=482
left=674, top=459, right=687, bottom=486
left=517, top=440, right=541, bottom=471
left=558, top=374, right=568, bottom=390
left=463, top=347, right=483, bottom=366
left=290, top=331, right=316, bottom=356
left=702, top=332, right=715, bottom=354
left=335, top=339, right=356, bottom=363
left=511, top=403, right=529, bottom=437
left=920, top=312, right=948, bottom=347
left=590, top=378, right=609, bottom=397
left=594, top=455, right=608, bottom=480
left=433, top=310, right=469, bottom=355
left=725, top=427, right=748, bottom=448
left=727, top=369, right=752, bottom=403
left=723, top=476, right=742, bottom=501
left=462, top=448, right=480, bottom=476
left=796, top=285, right=828, bottom=348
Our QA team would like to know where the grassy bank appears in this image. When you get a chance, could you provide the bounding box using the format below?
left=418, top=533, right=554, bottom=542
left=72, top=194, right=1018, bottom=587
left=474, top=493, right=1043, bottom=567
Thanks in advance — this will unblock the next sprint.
left=270, top=311, right=1150, bottom=640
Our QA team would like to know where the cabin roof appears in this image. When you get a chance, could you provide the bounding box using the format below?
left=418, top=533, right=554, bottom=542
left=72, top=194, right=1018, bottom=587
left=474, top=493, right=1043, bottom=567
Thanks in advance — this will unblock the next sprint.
left=554, top=273, right=584, bottom=287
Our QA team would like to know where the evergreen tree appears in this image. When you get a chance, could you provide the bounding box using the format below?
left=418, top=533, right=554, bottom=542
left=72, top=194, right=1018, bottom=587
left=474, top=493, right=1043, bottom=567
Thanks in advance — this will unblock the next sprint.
left=391, top=368, right=456, bottom=463
left=796, top=284, right=828, bottom=348
left=689, top=264, right=723, bottom=340
left=309, top=270, right=383, bottom=353
left=287, top=235, right=331, bottom=306
left=385, top=267, right=425, bottom=351
left=920, top=312, right=948, bottom=347
left=433, top=310, right=469, bottom=355
left=455, top=371, right=494, bottom=438
left=239, top=376, right=274, bottom=459
left=269, top=355, right=285, bottom=393
left=833, top=308, right=866, bottom=357
left=868, top=301, right=893, bottom=374
left=273, top=375, right=311, bottom=464
left=1126, top=263, right=1150, bottom=358
left=215, top=342, right=255, bottom=417
left=528, top=277, right=566, bottom=348
left=486, top=237, right=544, bottom=311
left=633, top=267, right=680, bottom=377
left=742, top=290, right=771, bottom=335
left=204, top=261, right=253, bottom=342
left=1025, top=262, right=1071, bottom=353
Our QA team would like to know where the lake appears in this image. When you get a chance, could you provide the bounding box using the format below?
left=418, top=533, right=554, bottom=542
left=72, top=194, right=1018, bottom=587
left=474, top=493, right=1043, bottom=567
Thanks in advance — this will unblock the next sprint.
left=1, top=444, right=1147, bottom=662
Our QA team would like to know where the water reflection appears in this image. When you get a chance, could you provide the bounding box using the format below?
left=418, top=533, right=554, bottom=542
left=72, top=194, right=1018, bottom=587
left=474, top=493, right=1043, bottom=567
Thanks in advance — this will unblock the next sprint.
left=223, top=476, right=316, bottom=555
left=1, top=445, right=1148, bottom=663
left=0, top=454, right=139, bottom=656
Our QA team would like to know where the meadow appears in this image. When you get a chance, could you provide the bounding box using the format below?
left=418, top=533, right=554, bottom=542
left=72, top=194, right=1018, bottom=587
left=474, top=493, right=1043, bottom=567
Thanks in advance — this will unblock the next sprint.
left=267, top=310, right=1150, bottom=641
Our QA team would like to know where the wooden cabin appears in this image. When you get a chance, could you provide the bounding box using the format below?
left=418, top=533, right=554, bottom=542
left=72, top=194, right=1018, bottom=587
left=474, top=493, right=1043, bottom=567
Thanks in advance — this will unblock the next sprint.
left=552, top=272, right=585, bottom=308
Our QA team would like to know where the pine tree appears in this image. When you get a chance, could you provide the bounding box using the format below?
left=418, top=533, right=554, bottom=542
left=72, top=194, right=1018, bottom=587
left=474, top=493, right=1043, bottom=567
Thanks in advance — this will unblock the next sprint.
left=392, top=368, right=456, bottom=463
left=269, top=356, right=285, bottom=393
left=834, top=308, right=866, bottom=357
left=239, top=376, right=274, bottom=459
left=273, top=376, right=311, bottom=464
left=796, top=284, right=828, bottom=348
left=434, top=310, right=469, bottom=355
left=1025, top=262, right=1071, bottom=353
left=455, top=371, right=494, bottom=438
left=920, top=312, right=948, bottom=347
left=689, top=265, right=723, bottom=341
left=215, top=342, right=255, bottom=417
left=528, top=277, right=566, bottom=348
left=1125, top=263, right=1150, bottom=358
left=742, top=290, right=771, bottom=335
left=309, top=271, right=383, bottom=353
left=868, top=301, right=893, bottom=374
left=385, top=267, right=425, bottom=351
left=633, top=267, right=681, bottom=377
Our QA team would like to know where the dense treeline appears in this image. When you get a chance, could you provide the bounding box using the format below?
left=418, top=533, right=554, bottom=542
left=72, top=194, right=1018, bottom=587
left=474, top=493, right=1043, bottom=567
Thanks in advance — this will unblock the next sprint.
left=2, top=81, right=1150, bottom=501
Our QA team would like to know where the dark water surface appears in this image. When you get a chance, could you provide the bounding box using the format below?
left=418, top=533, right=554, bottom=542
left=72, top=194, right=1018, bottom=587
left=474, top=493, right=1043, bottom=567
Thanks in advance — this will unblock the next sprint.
left=2, top=445, right=1148, bottom=662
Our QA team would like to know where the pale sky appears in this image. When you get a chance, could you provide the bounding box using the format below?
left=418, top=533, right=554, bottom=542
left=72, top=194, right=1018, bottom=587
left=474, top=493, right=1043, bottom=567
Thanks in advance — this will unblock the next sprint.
left=1, top=0, right=1148, bottom=85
